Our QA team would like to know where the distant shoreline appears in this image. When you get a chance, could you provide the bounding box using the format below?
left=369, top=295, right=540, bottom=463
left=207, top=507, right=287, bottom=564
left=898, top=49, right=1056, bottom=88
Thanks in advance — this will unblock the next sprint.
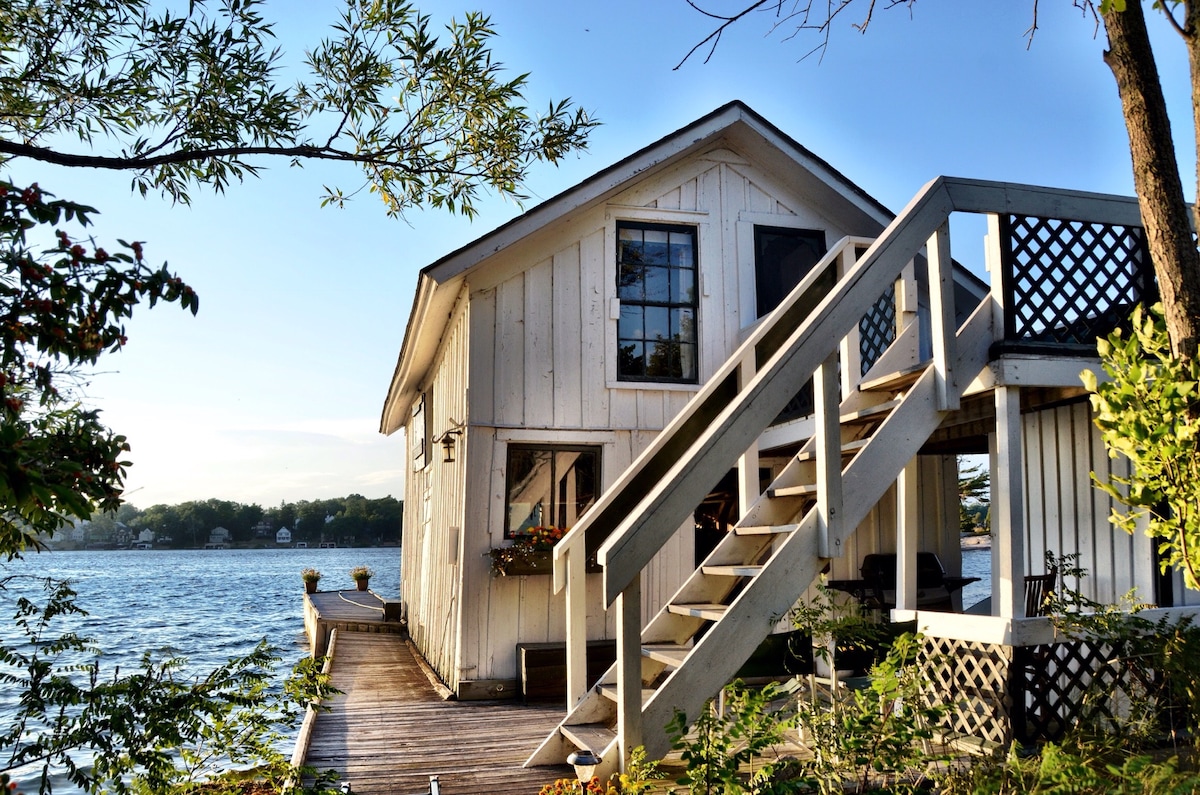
left=43, top=542, right=401, bottom=553
left=961, top=534, right=992, bottom=550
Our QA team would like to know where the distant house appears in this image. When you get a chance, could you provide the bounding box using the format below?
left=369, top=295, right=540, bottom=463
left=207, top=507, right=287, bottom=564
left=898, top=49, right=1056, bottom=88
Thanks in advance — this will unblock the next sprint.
left=207, top=527, right=231, bottom=548
left=276, top=527, right=293, bottom=545
left=137, top=529, right=155, bottom=545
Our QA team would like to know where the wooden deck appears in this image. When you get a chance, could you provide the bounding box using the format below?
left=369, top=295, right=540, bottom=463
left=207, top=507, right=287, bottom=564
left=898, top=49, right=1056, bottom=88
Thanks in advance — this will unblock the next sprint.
left=299, top=631, right=572, bottom=795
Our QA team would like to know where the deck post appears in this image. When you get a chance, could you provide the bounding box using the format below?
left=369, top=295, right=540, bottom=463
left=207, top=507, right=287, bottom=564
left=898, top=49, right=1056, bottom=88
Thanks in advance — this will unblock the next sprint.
left=616, top=577, right=643, bottom=772
left=564, top=538, right=588, bottom=708
left=927, top=223, right=958, bottom=411
left=895, top=459, right=920, bottom=611
left=992, top=385, right=1026, bottom=618
left=815, top=352, right=843, bottom=558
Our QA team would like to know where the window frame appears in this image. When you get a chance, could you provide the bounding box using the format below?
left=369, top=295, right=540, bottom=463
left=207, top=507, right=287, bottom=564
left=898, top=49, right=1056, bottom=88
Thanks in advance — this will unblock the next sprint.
left=752, top=224, right=829, bottom=318
left=615, top=220, right=700, bottom=385
left=503, top=443, right=603, bottom=541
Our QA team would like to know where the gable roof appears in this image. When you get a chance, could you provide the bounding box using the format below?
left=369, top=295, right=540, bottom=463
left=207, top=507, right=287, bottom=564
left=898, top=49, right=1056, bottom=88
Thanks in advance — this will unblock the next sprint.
left=379, top=101, right=983, bottom=434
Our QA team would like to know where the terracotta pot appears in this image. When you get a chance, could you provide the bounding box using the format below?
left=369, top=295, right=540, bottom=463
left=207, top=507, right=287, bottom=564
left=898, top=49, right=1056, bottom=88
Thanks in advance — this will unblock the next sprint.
left=355, top=578, right=369, bottom=591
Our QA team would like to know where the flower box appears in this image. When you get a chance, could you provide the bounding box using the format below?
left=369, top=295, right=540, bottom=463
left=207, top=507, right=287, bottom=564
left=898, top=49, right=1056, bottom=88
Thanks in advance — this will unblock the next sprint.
left=488, top=528, right=603, bottom=576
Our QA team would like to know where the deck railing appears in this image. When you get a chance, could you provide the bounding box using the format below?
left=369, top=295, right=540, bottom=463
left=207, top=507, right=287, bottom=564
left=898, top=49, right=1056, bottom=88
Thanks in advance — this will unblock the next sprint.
left=997, top=213, right=1155, bottom=350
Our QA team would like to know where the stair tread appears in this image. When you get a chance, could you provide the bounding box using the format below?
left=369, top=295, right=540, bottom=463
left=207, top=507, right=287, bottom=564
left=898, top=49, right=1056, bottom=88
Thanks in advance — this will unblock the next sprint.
left=642, top=644, right=689, bottom=666
left=701, top=564, right=764, bottom=577
left=597, top=684, right=657, bottom=704
left=734, top=523, right=798, bottom=536
left=667, top=603, right=728, bottom=619
left=793, top=437, right=871, bottom=462
left=858, top=364, right=926, bottom=393
left=839, top=398, right=900, bottom=425
left=560, top=723, right=616, bottom=754
left=768, top=483, right=817, bottom=498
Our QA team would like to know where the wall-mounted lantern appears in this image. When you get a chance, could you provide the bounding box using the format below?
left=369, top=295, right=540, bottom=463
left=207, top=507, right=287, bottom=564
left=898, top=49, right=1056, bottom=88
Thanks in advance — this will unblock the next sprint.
left=433, top=419, right=465, bottom=463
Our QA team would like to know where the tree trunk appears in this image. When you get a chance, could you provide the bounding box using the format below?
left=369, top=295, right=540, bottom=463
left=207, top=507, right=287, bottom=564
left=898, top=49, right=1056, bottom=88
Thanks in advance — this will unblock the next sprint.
left=1102, top=1, right=1200, bottom=359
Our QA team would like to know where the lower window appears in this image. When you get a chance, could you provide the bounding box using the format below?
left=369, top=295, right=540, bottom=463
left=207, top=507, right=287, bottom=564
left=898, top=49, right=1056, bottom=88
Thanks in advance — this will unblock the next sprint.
left=505, top=445, right=601, bottom=539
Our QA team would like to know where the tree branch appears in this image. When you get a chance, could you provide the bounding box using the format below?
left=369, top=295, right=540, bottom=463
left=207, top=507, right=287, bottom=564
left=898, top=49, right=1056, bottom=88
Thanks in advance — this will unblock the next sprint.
left=0, top=137, right=474, bottom=177
left=675, top=0, right=777, bottom=69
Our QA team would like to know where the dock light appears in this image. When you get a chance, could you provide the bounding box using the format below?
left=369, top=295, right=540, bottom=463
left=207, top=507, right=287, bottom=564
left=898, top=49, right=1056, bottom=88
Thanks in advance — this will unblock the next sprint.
left=567, top=749, right=601, bottom=794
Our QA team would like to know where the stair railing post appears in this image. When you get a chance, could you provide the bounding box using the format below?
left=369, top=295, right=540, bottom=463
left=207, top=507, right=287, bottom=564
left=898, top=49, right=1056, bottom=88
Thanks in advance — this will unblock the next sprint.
left=927, top=223, right=959, bottom=411
left=814, top=352, right=843, bottom=558
left=563, top=535, right=588, bottom=708
left=895, top=259, right=918, bottom=336
left=838, top=243, right=863, bottom=397
left=616, top=576, right=643, bottom=772
left=736, top=349, right=760, bottom=516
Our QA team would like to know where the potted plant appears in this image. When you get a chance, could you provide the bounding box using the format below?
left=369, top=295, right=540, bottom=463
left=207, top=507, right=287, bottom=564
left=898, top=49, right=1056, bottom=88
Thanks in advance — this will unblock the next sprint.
left=350, top=565, right=374, bottom=591
left=301, top=567, right=322, bottom=594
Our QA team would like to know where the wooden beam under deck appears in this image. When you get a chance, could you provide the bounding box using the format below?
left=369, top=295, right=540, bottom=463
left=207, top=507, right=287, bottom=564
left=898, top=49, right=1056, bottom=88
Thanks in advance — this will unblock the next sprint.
left=301, top=632, right=571, bottom=795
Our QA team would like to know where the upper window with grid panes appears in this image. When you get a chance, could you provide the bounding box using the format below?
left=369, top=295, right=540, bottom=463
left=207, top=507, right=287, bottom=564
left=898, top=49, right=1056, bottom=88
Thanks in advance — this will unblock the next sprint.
left=616, top=222, right=698, bottom=383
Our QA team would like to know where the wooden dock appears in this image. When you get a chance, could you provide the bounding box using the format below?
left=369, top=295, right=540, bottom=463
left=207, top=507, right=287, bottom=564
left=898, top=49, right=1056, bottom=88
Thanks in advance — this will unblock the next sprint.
left=302, top=589, right=406, bottom=658
left=297, top=630, right=572, bottom=795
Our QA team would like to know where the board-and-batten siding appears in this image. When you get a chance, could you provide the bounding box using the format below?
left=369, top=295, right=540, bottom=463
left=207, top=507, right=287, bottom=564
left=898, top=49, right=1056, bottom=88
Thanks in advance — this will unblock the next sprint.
left=402, top=296, right=470, bottom=691
left=1021, top=401, right=1157, bottom=605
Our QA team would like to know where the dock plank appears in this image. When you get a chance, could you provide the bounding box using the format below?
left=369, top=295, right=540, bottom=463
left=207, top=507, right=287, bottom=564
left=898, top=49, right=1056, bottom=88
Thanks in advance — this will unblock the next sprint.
left=303, top=633, right=571, bottom=795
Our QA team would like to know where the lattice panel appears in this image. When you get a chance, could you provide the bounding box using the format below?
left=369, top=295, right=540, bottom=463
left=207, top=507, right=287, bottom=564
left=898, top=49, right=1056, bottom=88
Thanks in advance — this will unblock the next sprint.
left=1016, top=639, right=1190, bottom=743
left=919, top=634, right=1190, bottom=748
left=1000, top=215, right=1154, bottom=345
left=858, top=286, right=896, bottom=375
left=918, top=636, right=1014, bottom=746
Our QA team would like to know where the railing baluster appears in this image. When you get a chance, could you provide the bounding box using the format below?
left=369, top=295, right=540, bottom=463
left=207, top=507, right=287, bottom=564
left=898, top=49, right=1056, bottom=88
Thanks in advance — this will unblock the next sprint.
left=736, top=349, right=760, bottom=516
left=927, top=222, right=958, bottom=411
left=616, top=577, right=642, bottom=770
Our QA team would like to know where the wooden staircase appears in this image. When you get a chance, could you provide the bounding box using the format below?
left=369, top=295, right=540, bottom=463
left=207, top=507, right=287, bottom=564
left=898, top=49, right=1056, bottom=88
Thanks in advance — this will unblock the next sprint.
left=528, top=304, right=993, bottom=772
left=520, top=176, right=1151, bottom=775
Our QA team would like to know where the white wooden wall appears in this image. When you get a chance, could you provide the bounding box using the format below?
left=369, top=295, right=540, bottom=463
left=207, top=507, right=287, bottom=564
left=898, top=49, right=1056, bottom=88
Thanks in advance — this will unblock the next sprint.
left=402, top=295, right=470, bottom=690
left=1021, top=401, right=1158, bottom=605
left=416, top=145, right=882, bottom=688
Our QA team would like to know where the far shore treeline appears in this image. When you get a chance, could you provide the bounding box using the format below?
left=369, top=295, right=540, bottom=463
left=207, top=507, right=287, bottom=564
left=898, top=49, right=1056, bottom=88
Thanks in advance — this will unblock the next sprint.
left=48, top=495, right=402, bottom=551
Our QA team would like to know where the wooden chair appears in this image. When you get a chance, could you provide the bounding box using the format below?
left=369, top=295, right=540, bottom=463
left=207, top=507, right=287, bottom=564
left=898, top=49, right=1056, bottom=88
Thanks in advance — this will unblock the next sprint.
left=1023, top=566, right=1058, bottom=617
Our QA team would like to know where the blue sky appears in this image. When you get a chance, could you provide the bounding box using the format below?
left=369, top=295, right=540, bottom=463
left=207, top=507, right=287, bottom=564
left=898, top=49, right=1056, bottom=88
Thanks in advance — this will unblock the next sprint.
left=7, top=1, right=1192, bottom=508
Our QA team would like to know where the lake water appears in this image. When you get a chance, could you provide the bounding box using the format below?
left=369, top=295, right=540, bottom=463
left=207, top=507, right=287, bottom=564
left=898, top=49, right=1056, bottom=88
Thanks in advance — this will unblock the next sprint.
left=0, top=546, right=401, bottom=791
left=961, top=545, right=991, bottom=610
